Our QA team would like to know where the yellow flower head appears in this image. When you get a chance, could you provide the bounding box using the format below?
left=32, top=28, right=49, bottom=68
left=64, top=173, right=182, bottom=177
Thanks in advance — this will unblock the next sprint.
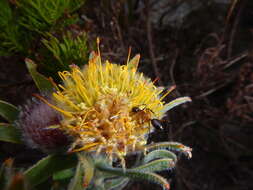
left=43, top=47, right=191, bottom=167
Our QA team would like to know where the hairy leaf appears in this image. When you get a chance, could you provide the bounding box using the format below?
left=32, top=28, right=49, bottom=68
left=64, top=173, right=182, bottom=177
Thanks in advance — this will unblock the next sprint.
left=132, top=158, right=175, bottom=172
left=104, top=177, right=129, bottom=190
left=96, top=163, right=170, bottom=190
left=161, top=97, right=191, bottom=114
left=143, top=149, right=177, bottom=163
left=145, top=142, right=192, bottom=158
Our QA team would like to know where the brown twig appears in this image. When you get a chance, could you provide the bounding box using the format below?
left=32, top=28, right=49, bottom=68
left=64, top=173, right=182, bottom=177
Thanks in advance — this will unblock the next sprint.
left=145, top=0, right=163, bottom=86
left=223, top=51, right=248, bottom=70
left=169, top=48, right=182, bottom=97
left=169, top=49, right=178, bottom=86
left=112, top=16, right=125, bottom=52
left=195, top=82, right=231, bottom=99
left=227, top=0, right=244, bottom=58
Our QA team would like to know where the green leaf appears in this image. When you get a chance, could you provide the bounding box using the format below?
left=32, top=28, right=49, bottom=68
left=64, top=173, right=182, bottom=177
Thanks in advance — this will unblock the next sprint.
left=131, top=172, right=170, bottom=190
left=145, top=142, right=192, bottom=159
left=161, top=97, right=192, bottom=114
left=96, top=158, right=174, bottom=177
left=132, top=158, right=175, bottom=173
left=24, top=154, right=77, bottom=188
left=104, top=177, right=129, bottom=190
left=53, top=168, right=73, bottom=181
left=67, top=162, right=83, bottom=190
left=0, top=123, right=22, bottom=144
left=96, top=163, right=170, bottom=190
left=143, top=150, right=177, bottom=163
left=25, top=58, right=54, bottom=92
left=0, top=100, right=19, bottom=122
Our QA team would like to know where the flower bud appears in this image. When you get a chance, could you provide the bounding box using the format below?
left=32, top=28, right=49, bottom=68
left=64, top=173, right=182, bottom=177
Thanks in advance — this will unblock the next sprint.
left=17, top=97, right=69, bottom=152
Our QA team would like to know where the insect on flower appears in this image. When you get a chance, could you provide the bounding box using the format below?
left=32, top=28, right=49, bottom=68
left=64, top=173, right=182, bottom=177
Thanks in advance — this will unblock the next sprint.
left=131, top=106, right=164, bottom=130
left=151, top=119, right=163, bottom=130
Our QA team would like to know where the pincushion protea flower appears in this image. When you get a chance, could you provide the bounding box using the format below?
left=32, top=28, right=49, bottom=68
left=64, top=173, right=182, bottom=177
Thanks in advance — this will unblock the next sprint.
left=37, top=45, right=191, bottom=169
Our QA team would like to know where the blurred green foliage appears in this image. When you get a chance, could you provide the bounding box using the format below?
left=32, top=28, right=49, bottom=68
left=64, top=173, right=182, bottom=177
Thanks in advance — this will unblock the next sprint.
left=0, top=0, right=29, bottom=55
left=17, top=0, right=85, bottom=33
left=0, top=0, right=89, bottom=79
left=39, top=32, right=89, bottom=78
